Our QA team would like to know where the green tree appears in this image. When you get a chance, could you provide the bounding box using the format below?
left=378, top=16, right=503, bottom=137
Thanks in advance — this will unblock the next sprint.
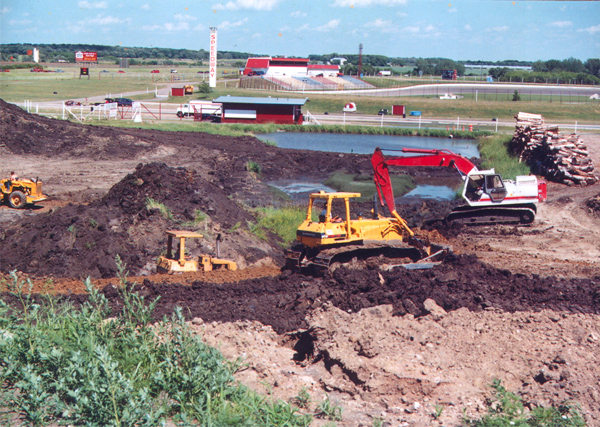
left=585, top=58, right=600, bottom=77
left=197, top=82, right=212, bottom=97
left=512, top=90, right=521, bottom=101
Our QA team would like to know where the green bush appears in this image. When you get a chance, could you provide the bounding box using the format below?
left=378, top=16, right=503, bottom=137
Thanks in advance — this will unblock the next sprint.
left=463, top=380, right=586, bottom=427
left=0, top=267, right=312, bottom=427
left=250, top=206, right=308, bottom=245
left=478, top=135, right=530, bottom=180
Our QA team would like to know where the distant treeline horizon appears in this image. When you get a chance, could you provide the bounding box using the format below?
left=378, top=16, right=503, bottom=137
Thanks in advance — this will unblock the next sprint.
left=1, top=43, right=598, bottom=79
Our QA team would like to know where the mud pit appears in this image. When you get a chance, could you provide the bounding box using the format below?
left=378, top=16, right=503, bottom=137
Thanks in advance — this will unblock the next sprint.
left=1, top=98, right=600, bottom=426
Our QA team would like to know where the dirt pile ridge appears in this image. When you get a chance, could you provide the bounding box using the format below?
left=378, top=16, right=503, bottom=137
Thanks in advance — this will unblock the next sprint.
left=0, top=162, right=279, bottom=278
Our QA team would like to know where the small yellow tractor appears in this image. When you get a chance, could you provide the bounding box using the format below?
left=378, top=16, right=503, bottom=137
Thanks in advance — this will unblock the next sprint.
left=0, top=177, right=47, bottom=209
left=157, top=229, right=237, bottom=273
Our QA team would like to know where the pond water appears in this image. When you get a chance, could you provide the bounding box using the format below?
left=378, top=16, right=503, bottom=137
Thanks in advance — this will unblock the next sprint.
left=257, top=132, right=479, bottom=158
left=261, top=133, right=475, bottom=201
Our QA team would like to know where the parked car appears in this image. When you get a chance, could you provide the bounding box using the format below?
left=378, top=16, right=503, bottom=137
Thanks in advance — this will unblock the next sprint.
left=117, top=70, right=125, bottom=73
left=55, top=69, right=65, bottom=73
left=104, top=98, right=116, bottom=104
left=100, top=70, right=109, bottom=73
left=378, top=109, right=389, bottom=115
left=150, top=70, right=160, bottom=73
left=65, top=100, right=81, bottom=106
left=170, top=69, right=178, bottom=73
left=115, top=98, right=133, bottom=107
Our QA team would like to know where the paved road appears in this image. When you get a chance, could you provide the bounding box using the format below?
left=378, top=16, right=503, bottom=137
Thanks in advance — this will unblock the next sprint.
left=300, top=82, right=600, bottom=98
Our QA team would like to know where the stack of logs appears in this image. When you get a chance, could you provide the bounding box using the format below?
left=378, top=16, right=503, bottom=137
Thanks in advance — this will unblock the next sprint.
left=511, top=112, right=598, bottom=186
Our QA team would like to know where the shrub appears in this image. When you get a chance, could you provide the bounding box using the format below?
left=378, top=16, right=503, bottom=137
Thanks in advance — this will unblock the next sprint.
left=463, top=380, right=586, bottom=427
left=0, top=265, right=312, bottom=427
left=145, top=196, right=173, bottom=220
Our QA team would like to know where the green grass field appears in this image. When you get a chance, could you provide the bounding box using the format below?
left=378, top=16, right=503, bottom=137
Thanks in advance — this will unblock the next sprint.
left=1, top=64, right=599, bottom=124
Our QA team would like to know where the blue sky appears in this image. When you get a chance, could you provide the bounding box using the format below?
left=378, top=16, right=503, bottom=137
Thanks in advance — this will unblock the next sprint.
left=1, top=0, right=598, bottom=61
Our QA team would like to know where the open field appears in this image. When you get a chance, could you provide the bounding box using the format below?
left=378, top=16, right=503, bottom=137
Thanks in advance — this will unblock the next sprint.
left=2, top=64, right=598, bottom=125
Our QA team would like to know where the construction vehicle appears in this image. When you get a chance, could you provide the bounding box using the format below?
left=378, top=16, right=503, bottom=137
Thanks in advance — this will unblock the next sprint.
left=0, top=177, right=47, bottom=209
left=157, top=230, right=237, bottom=273
left=285, top=191, right=447, bottom=273
left=371, top=147, right=547, bottom=225
left=184, top=85, right=194, bottom=95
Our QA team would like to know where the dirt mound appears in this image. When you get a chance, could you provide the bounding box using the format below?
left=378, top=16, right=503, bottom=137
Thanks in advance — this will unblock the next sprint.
left=0, top=163, right=278, bottom=279
left=12, top=253, right=592, bottom=335
left=586, top=193, right=600, bottom=216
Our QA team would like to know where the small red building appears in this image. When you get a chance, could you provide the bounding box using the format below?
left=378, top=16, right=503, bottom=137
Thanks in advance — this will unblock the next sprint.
left=213, top=96, right=308, bottom=125
left=171, top=87, right=185, bottom=97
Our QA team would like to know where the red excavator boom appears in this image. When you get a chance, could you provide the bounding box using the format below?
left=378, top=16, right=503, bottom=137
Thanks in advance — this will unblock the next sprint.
left=371, top=147, right=477, bottom=215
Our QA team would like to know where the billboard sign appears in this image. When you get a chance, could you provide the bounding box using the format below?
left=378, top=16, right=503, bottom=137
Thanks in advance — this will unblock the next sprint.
left=209, top=27, right=217, bottom=88
left=75, top=51, right=98, bottom=62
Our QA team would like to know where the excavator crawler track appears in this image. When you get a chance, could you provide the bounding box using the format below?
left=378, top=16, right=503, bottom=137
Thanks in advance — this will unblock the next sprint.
left=285, top=242, right=448, bottom=275
left=446, top=204, right=536, bottom=225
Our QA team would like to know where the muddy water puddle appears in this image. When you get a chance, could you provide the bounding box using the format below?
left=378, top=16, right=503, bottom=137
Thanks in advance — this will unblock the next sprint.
left=261, top=133, right=472, bottom=200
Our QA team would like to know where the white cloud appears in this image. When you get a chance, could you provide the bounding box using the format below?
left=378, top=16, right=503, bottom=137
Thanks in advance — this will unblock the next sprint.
left=315, top=19, right=340, bottom=32
left=1, top=7, right=11, bottom=14
left=9, top=19, right=32, bottom=25
left=578, top=24, right=600, bottom=35
left=397, top=12, right=407, bottom=18
left=78, top=1, right=108, bottom=9
left=218, top=18, right=249, bottom=30
left=90, top=15, right=130, bottom=25
left=141, top=4, right=150, bottom=10
left=333, top=0, right=407, bottom=6
left=367, top=18, right=392, bottom=29
left=464, top=24, right=472, bottom=31
left=448, top=8, right=457, bottom=13
left=487, top=26, right=509, bottom=32
left=291, top=10, right=307, bottom=18
left=548, top=21, right=572, bottom=28
left=142, top=21, right=189, bottom=32
left=404, top=26, right=419, bottom=33
left=212, top=0, right=280, bottom=11
left=174, top=13, right=197, bottom=22
left=425, top=24, right=436, bottom=32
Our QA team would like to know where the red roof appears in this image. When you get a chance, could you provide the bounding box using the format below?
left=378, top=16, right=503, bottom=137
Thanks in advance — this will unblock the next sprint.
left=246, top=57, right=270, bottom=68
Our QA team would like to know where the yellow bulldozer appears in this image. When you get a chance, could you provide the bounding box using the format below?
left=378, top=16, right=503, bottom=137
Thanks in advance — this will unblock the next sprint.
left=0, top=177, right=47, bottom=209
left=157, top=229, right=237, bottom=273
left=285, top=191, right=447, bottom=273
left=184, top=85, right=194, bottom=95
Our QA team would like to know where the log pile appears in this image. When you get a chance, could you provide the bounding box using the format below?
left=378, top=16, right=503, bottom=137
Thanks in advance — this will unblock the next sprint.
left=510, top=112, right=598, bottom=186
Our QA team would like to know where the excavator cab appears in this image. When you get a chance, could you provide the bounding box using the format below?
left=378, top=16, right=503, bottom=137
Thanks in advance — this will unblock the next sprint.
left=484, top=174, right=507, bottom=202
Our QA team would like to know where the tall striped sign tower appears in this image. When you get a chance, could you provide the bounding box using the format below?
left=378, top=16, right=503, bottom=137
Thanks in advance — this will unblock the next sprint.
left=209, top=27, right=217, bottom=88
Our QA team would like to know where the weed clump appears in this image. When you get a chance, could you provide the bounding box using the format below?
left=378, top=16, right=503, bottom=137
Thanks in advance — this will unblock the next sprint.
left=0, top=262, right=311, bottom=427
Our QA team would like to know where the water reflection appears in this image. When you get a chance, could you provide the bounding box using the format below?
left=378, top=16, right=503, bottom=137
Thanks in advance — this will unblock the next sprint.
left=257, top=132, right=479, bottom=158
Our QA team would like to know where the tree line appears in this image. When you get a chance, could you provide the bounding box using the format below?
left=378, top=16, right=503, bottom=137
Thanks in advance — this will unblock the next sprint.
left=2, top=43, right=598, bottom=81
left=0, top=43, right=256, bottom=64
